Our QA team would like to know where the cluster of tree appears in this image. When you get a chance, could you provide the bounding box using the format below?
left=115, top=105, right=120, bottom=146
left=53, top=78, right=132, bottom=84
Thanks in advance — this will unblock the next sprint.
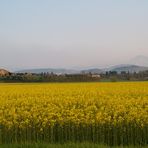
left=0, top=72, right=100, bottom=82
left=100, top=70, right=148, bottom=81
left=1, top=70, right=148, bottom=82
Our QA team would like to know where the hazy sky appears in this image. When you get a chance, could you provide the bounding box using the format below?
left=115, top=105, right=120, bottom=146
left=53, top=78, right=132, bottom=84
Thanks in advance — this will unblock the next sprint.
left=0, top=0, right=148, bottom=70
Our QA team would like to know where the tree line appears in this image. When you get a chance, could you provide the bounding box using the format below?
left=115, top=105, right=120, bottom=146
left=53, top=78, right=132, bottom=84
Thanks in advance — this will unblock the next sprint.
left=0, top=72, right=100, bottom=82
left=1, top=70, right=148, bottom=82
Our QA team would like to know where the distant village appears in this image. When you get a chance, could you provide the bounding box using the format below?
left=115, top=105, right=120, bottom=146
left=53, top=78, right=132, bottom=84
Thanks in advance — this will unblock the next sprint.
left=1, top=68, right=148, bottom=82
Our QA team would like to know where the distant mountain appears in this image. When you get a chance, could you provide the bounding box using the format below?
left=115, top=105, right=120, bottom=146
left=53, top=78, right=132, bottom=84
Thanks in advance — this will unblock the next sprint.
left=15, top=68, right=80, bottom=74
left=15, top=65, right=148, bottom=75
left=111, top=64, right=148, bottom=73
left=129, top=55, right=148, bottom=67
left=15, top=57, right=148, bottom=75
left=80, top=64, right=148, bottom=74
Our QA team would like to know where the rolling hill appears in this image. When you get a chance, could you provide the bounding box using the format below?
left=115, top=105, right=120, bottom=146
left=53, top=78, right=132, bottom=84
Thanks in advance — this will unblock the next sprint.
left=110, top=65, right=148, bottom=73
left=15, top=68, right=80, bottom=74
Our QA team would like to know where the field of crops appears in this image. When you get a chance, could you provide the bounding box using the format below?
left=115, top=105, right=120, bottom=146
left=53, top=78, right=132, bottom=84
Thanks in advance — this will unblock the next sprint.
left=0, top=82, right=147, bottom=146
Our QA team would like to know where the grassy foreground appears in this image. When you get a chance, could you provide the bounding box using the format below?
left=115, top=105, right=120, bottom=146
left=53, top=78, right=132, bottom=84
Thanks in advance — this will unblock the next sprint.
left=0, top=143, right=147, bottom=148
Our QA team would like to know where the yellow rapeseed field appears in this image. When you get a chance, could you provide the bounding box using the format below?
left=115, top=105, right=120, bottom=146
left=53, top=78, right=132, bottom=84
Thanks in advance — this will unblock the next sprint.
left=0, top=82, right=147, bottom=145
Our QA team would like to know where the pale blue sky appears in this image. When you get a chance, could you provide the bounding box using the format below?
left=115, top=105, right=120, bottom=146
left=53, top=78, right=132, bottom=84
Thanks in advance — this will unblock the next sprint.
left=0, top=0, right=148, bottom=70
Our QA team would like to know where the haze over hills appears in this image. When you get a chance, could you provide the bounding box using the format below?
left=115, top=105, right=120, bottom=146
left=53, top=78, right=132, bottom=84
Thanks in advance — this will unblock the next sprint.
left=81, top=65, right=148, bottom=74
left=81, top=55, right=148, bottom=73
left=15, top=68, right=79, bottom=74
left=13, top=55, right=148, bottom=74
left=128, top=55, right=148, bottom=67
left=15, top=65, right=148, bottom=75
left=110, top=65, right=148, bottom=73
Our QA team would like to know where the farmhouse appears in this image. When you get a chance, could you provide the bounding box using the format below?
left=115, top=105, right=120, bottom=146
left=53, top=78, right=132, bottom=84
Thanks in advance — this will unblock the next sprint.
left=91, top=74, right=101, bottom=78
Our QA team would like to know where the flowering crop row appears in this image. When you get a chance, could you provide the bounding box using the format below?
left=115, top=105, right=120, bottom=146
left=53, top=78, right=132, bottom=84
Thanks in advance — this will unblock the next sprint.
left=0, top=82, right=147, bottom=146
